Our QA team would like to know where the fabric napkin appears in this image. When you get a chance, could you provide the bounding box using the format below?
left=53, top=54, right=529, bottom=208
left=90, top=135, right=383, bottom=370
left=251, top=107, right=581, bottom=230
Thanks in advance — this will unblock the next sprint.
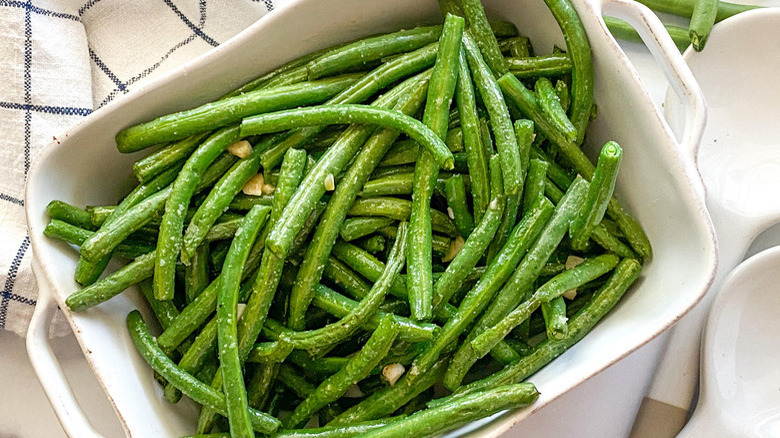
left=0, top=0, right=278, bottom=337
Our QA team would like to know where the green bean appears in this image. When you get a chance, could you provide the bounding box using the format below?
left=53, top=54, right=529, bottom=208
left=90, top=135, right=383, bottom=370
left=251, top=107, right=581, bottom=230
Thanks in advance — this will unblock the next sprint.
left=307, top=26, right=443, bottom=80
left=438, top=0, right=464, bottom=16
left=570, top=141, right=622, bottom=251
left=541, top=296, right=568, bottom=340
left=543, top=178, right=636, bottom=258
left=181, top=134, right=282, bottom=263
left=461, top=0, right=508, bottom=77
left=45, top=201, right=95, bottom=230
left=339, top=217, right=395, bottom=242
left=377, top=226, right=451, bottom=257
left=331, top=242, right=407, bottom=300
left=498, top=74, right=651, bottom=259
left=450, top=258, right=642, bottom=398
left=489, top=120, right=533, bottom=258
left=347, top=197, right=457, bottom=237
left=536, top=78, right=576, bottom=142
left=285, top=316, right=400, bottom=428
left=132, top=133, right=209, bottom=183
left=444, top=174, right=474, bottom=238
left=115, top=76, right=358, bottom=152
left=185, top=244, right=209, bottom=304
left=65, top=251, right=155, bottom=311
left=215, top=206, right=267, bottom=438
left=543, top=0, right=593, bottom=143
left=409, top=14, right=464, bottom=322
left=80, top=187, right=169, bottom=263
left=43, top=220, right=153, bottom=259
left=470, top=178, right=588, bottom=337
left=153, top=126, right=239, bottom=300
left=444, top=178, right=587, bottom=389
left=505, top=54, right=572, bottom=78
left=632, top=0, right=758, bottom=23
left=406, top=197, right=554, bottom=381
left=202, top=216, right=242, bottom=241
left=455, top=48, right=490, bottom=223
left=463, top=32, right=521, bottom=197
left=359, top=383, right=539, bottom=438
left=523, top=159, right=548, bottom=217
left=603, top=17, right=690, bottom=52
left=125, top=311, right=281, bottom=435
left=243, top=105, right=454, bottom=176
left=287, top=80, right=428, bottom=330
left=328, top=358, right=448, bottom=426
left=433, top=192, right=504, bottom=311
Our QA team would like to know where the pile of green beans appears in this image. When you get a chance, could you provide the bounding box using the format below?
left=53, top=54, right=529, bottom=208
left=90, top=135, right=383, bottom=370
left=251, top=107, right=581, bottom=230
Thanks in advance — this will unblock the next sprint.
left=45, top=1, right=651, bottom=436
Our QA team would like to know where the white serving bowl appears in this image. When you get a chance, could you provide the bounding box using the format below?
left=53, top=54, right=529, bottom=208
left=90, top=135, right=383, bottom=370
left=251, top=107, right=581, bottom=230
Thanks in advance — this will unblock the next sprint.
left=25, top=0, right=716, bottom=436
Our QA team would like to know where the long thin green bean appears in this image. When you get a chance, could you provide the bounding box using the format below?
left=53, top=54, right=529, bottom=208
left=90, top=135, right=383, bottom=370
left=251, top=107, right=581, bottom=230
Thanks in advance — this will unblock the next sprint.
left=409, top=13, right=464, bottom=322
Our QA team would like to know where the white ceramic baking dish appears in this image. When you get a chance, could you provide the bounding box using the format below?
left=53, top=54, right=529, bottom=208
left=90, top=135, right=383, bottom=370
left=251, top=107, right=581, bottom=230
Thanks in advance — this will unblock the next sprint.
left=25, top=0, right=716, bottom=436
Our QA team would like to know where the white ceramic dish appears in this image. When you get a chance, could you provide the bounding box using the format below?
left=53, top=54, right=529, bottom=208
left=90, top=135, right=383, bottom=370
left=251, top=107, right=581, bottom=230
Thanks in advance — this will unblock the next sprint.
left=25, top=0, right=716, bottom=436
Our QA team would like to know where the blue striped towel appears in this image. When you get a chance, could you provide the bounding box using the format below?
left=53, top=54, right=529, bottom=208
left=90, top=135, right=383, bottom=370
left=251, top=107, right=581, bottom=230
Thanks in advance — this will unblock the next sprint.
left=0, top=0, right=277, bottom=336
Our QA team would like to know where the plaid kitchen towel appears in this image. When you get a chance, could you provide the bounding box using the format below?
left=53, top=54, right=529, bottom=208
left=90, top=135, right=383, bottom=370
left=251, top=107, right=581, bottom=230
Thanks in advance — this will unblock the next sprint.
left=0, top=0, right=278, bottom=337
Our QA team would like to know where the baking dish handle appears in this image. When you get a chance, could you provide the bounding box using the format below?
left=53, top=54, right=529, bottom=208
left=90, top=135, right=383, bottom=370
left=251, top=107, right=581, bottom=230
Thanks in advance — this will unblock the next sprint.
left=26, top=259, right=106, bottom=438
left=600, top=0, right=706, bottom=195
